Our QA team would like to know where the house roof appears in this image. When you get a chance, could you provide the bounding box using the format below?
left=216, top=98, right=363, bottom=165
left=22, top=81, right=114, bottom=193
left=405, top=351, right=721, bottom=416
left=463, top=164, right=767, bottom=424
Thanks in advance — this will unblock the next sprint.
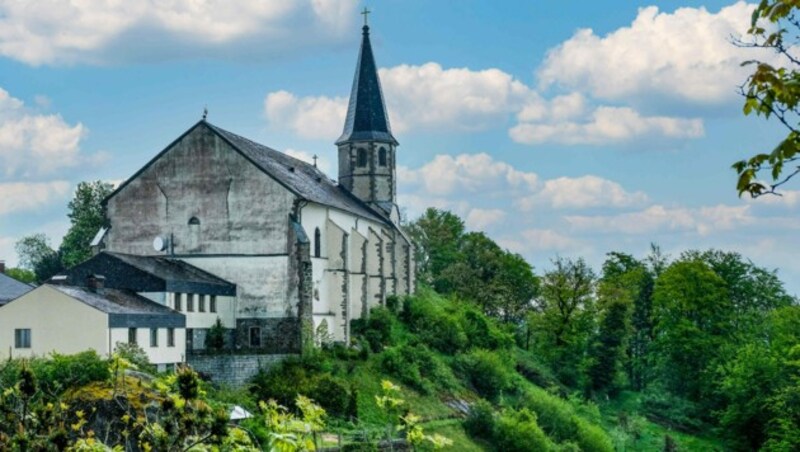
left=49, top=285, right=185, bottom=328
left=61, top=252, right=237, bottom=296
left=336, top=25, right=397, bottom=146
left=0, top=273, right=34, bottom=305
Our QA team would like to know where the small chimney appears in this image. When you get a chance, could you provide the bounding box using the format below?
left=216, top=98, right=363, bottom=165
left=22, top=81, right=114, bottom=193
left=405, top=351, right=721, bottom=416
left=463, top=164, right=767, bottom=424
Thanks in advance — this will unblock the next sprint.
left=0, top=260, right=5, bottom=274
left=86, top=274, right=106, bottom=294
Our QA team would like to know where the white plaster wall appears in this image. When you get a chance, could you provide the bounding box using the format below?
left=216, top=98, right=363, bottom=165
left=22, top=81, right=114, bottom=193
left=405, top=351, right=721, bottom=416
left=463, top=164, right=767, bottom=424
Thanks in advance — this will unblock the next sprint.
left=164, top=293, right=236, bottom=328
left=0, top=286, right=108, bottom=359
left=182, top=256, right=290, bottom=318
left=110, top=327, right=186, bottom=365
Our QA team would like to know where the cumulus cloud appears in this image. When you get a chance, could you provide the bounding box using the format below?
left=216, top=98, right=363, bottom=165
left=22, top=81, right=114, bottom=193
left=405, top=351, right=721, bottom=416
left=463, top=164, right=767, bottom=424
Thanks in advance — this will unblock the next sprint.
left=537, top=2, right=758, bottom=106
left=0, top=0, right=359, bottom=65
left=284, top=148, right=333, bottom=176
left=0, top=87, right=89, bottom=176
left=518, top=175, right=649, bottom=210
left=466, top=208, right=507, bottom=231
left=0, top=181, right=72, bottom=216
left=510, top=106, right=704, bottom=145
left=399, top=153, right=538, bottom=197
left=565, top=204, right=753, bottom=235
left=265, top=62, right=536, bottom=140
left=499, top=229, right=584, bottom=254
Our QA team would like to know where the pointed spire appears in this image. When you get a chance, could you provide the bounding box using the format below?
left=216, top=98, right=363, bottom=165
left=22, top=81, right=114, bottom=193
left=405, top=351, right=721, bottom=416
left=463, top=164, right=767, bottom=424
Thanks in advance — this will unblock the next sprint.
left=336, top=19, right=397, bottom=145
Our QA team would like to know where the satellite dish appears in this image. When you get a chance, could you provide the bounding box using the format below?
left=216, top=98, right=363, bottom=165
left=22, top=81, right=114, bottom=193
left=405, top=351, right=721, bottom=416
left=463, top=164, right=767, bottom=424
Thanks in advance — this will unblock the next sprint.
left=153, top=236, right=169, bottom=252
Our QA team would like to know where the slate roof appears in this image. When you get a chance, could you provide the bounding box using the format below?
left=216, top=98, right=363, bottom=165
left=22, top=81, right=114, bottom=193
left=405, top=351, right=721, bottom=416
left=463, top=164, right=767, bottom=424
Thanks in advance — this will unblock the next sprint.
left=336, top=25, right=397, bottom=145
left=207, top=123, right=390, bottom=225
left=49, top=285, right=185, bottom=328
left=61, top=252, right=237, bottom=296
left=0, top=273, right=34, bottom=306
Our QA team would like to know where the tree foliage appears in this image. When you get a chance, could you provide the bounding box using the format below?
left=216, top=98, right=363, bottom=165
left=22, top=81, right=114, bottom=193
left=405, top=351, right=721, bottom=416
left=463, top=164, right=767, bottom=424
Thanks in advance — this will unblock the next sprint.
left=734, top=0, right=800, bottom=196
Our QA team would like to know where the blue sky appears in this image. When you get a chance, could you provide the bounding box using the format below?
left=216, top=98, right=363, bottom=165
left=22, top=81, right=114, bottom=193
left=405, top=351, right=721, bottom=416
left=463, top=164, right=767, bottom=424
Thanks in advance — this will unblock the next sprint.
left=0, top=0, right=797, bottom=293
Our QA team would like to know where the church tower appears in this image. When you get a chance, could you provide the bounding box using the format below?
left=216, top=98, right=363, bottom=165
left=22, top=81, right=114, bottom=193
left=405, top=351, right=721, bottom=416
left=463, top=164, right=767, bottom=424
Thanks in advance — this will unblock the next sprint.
left=336, top=17, right=400, bottom=223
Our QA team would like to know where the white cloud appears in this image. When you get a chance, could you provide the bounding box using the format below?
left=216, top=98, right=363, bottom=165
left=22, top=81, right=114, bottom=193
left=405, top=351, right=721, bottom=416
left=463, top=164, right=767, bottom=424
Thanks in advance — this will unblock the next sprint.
left=399, top=153, right=538, bottom=197
left=466, top=208, right=506, bottom=231
left=537, top=2, right=758, bottom=106
left=565, top=204, right=753, bottom=235
left=510, top=106, right=704, bottom=145
left=499, top=228, right=583, bottom=254
left=0, top=87, right=89, bottom=176
left=518, top=175, right=649, bottom=210
left=0, top=0, right=359, bottom=65
left=265, top=62, right=536, bottom=140
left=747, top=190, right=800, bottom=208
left=0, top=181, right=72, bottom=216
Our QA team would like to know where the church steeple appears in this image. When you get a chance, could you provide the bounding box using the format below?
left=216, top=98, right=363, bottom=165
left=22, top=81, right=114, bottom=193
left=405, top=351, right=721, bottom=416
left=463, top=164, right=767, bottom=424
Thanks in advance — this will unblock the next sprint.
left=336, top=22, right=397, bottom=146
left=336, top=17, right=400, bottom=223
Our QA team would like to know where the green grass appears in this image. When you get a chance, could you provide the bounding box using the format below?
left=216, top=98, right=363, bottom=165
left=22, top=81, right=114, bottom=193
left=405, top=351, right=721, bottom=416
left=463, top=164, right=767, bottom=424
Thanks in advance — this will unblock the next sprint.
left=598, top=391, right=724, bottom=452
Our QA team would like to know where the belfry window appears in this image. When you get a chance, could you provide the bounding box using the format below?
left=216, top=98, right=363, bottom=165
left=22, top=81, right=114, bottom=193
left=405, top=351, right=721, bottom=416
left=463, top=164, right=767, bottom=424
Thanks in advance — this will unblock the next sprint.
left=357, top=148, right=367, bottom=167
left=314, top=227, right=321, bottom=258
left=378, top=147, right=387, bottom=166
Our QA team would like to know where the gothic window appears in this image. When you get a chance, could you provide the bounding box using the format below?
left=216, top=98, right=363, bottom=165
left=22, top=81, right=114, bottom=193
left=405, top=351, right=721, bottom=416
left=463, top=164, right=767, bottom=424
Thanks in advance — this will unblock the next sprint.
left=378, top=147, right=387, bottom=166
left=314, top=227, right=321, bottom=258
left=357, top=148, right=367, bottom=167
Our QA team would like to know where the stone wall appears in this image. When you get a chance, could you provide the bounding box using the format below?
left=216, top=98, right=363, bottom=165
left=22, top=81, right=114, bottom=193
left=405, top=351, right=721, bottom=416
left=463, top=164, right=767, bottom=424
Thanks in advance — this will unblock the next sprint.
left=188, top=353, right=291, bottom=386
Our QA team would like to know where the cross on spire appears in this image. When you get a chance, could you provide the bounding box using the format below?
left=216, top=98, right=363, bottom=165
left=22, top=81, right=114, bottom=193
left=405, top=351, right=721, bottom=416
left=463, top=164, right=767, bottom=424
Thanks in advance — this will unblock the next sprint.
left=312, top=154, right=318, bottom=168
left=361, top=7, right=370, bottom=26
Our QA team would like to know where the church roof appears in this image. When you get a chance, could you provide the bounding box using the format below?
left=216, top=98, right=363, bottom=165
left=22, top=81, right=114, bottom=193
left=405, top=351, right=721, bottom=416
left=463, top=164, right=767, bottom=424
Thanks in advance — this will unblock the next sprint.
left=0, top=273, right=34, bottom=306
left=336, top=25, right=397, bottom=145
left=206, top=123, right=390, bottom=224
left=106, top=120, right=391, bottom=225
left=61, top=251, right=237, bottom=296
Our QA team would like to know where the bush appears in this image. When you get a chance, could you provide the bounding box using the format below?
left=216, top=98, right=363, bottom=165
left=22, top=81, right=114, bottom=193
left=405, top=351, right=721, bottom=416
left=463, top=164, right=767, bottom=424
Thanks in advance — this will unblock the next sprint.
left=494, top=408, right=553, bottom=452
left=460, top=307, right=514, bottom=350
left=520, top=387, right=614, bottom=452
left=464, top=399, right=496, bottom=439
left=456, top=349, right=514, bottom=400
left=113, top=341, right=155, bottom=373
left=351, top=307, right=402, bottom=352
left=379, top=344, right=457, bottom=394
left=309, top=374, right=352, bottom=418
left=206, top=318, right=226, bottom=351
left=640, top=388, right=703, bottom=432
left=0, top=352, right=110, bottom=395
left=400, top=295, right=468, bottom=354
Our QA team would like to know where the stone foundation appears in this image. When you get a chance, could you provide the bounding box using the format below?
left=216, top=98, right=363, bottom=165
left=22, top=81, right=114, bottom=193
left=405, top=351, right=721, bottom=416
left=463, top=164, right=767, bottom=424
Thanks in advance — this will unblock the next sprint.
left=188, top=353, right=291, bottom=386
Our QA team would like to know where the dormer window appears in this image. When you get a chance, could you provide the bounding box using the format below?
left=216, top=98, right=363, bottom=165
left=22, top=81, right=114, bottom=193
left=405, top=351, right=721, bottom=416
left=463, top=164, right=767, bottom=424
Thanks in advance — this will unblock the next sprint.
left=378, top=147, right=387, bottom=166
left=357, top=148, right=367, bottom=167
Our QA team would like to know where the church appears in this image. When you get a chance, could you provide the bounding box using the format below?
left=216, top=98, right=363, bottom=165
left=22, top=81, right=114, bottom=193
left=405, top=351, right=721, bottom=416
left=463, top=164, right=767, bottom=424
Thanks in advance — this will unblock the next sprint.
left=51, top=20, right=414, bottom=381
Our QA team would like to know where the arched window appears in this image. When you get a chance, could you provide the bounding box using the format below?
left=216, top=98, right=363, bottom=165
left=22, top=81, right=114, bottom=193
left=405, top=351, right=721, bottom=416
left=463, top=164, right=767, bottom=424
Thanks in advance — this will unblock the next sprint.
left=314, top=227, right=321, bottom=258
left=188, top=217, right=200, bottom=225
left=357, top=148, right=367, bottom=167
left=378, top=147, right=387, bottom=166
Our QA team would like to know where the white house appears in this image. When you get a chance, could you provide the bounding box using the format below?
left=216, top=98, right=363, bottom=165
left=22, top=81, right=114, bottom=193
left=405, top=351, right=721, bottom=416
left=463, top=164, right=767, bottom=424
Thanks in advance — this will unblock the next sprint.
left=0, top=280, right=186, bottom=370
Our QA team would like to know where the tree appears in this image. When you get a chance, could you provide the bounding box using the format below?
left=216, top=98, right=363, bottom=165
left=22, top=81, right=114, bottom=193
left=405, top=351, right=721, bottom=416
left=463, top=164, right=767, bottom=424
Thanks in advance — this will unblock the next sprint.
left=59, top=181, right=113, bottom=268
left=734, top=1, right=800, bottom=197
left=3, top=267, right=36, bottom=284
left=529, top=257, right=595, bottom=386
left=406, top=208, right=466, bottom=291
left=15, top=233, right=63, bottom=283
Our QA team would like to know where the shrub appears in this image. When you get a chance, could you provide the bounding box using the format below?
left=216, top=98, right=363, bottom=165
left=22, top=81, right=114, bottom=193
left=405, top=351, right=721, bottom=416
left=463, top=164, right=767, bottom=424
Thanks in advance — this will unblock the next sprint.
left=640, top=388, right=703, bottom=432
left=456, top=349, right=514, bottom=400
left=309, top=374, right=352, bottom=418
left=351, top=307, right=402, bottom=352
left=380, top=344, right=457, bottom=394
left=113, top=341, right=155, bottom=373
left=206, top=318, right=226, bottom=351
left=494, top=408, right=553, bottom=452
left=460, top=307, right=513, bottom=350
left=520, top=387, right=614, bottom=452
left=400, top=295, right=468, bottom=354
left=464, top=399, right=496, bottom=439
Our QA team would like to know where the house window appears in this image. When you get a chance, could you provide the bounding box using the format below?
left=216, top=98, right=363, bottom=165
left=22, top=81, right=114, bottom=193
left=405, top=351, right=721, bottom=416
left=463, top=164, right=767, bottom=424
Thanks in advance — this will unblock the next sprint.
left=187, top=294, right=194, bottom=312
left=175, top=293, right=183, bottom=311
left=210, top=296, right=217, bottom=313
left=249, top=327, right=262, bottom=348
left=14, top=329, right=31, bottom=349
left=167, top=328, right=175, bottom=347
left=314, top=227, right=321, bottom=258
left=199, top=295, right=206, bottom=312
left=150, top=328, right=158, bottom=347
left=357, top=148, right=367, bottom=167
left=378, top=147, right=387, bottom=166
left=128, top=328, right=137, bottom=344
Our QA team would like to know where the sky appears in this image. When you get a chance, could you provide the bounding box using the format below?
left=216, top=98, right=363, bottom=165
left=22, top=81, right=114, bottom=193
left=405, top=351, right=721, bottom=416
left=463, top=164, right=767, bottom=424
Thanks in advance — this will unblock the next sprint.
left=0, top=0, right=797, bottom=294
